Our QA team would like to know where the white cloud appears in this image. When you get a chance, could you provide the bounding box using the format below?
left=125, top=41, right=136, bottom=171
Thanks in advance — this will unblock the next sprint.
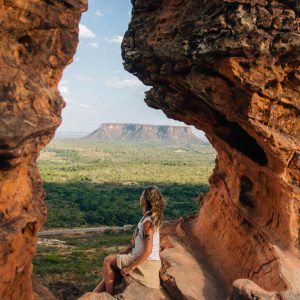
left=79, top=24, right=96, bottom=39
left=89, top=42, right=98, bottom=48
left=104, top=77, right=143, bottom=88
left=60, top=86, right=69, bottom=94
left=80, top=103, right=95, bottom=109
left=95, top=9, right=104, bottom=17
left=109, top=35, right=123, bottom=44
left=59, top=81, right=69, bottom=95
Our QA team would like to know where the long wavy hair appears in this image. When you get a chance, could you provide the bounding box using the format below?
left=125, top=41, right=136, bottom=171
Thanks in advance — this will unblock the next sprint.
left=143, top=186, right=165, bottom=229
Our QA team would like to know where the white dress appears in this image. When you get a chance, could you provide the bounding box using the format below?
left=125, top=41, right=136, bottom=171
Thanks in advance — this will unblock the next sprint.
left=130, top=214, right=160, bottom=260
left=116, top=213, right=162, bottom=289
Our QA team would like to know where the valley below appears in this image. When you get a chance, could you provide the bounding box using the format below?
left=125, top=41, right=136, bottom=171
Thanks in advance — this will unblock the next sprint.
left=34, top=231, right=132, bottom=300
left=34, top=138, right=216, bottom=299
left=37, top=138, right=215, bottom=229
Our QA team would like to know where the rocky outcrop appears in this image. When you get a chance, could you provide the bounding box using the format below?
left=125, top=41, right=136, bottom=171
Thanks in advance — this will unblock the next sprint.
left=1, top=0, right=300, bottom=299
left=229, top=279, right=281, bottom=300
left=85, top=123, right=203, bottom=145
left=122, top=0, right=300, bottom=297
left=79, top=293, right=115, bottom=300
left=0, top=1, right=87, bottom=299
left=33, top=278, right=57, bottom=300
left=159, top=219, right=226, bottom=300
left=80, top=219, right=225, bottom=300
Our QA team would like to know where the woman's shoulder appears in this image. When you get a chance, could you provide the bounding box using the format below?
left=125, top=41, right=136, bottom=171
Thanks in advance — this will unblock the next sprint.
left=143, top=217, right=160, bottom=232
left=139, top=212, right=151, bottom=222
left=142, top=215, right=153, bottom=225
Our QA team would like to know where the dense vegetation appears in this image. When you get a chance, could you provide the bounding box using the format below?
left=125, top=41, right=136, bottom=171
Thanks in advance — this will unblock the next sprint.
left=37, top=139, right=216, bottom=228
left=34, top=139, right=216, bottom=298
left=34, top=231, right=132, bottom=299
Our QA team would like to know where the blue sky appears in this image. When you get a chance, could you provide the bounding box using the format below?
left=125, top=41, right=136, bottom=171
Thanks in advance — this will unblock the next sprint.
left=58, top=0, right=205, bottom=139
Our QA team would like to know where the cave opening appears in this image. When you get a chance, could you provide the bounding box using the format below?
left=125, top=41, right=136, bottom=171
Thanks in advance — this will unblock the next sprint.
left=239, top=175, right=255, bottom=210
left=213, top=107, right=268, bottom=166
left=183, top=95, right=268, bottom=166
left=32, top=1, right=216, bottom=298
left=0, top=154, right=16, bottom=170
left=221, top=121, right=268, bottom=166
left=1, top=0, right=299, bottom=299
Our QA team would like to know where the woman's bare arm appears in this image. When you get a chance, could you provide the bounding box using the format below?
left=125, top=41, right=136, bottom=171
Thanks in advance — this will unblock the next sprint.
left=121, top=220, right=153, bottom=275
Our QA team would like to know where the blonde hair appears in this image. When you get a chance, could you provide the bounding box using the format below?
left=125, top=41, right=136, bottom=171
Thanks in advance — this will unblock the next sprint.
left=143, top=186, right=165, bottom=229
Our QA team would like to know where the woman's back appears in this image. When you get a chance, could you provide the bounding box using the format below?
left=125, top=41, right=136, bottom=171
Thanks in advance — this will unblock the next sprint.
left=131, top=214, right=160, bottom=260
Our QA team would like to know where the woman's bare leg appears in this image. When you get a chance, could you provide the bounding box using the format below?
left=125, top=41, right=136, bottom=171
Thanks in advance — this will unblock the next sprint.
left=93, top=279, right=105, bottom=293
left=103, top=255, right=118, bottom=295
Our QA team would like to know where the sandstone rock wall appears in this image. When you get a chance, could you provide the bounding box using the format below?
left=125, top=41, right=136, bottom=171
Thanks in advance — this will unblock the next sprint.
left=122, top=0, right=300, bottom=295
left=0, top=1, right=87, bottom=299
left=1, top=0, right=299, bottom=299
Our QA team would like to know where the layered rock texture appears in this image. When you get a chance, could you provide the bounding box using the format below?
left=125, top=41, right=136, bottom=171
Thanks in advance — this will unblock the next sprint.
left=122, top=0, right=300, bottom=298
left=1, top=0, right=300, bottom=299
left=0, top=1, right=87, bottom=299
left=85, top=123, right=203, bottom=145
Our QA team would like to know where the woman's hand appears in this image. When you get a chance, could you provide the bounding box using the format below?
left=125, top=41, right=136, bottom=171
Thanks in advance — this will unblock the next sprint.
left=121, top=267, right=133, bottom=276
left=118, top=245, right=132, bottom=254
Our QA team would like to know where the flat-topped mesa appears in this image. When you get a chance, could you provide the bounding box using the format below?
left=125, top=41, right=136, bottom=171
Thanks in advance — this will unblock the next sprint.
left=0, top=1, right=87, bottom=300
left=85, top=123, right=203, bottom=144
left=122, top=0, right=300, bottom=297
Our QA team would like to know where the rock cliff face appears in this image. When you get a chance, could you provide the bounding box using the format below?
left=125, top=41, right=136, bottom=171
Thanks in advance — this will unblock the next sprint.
left=1, top=0, right=299, bottom=299
left=0, top=1, right=87, bottom=299
left=85, top=123, right=202, bottom=144
left=122, top=0, right=300, bottom=297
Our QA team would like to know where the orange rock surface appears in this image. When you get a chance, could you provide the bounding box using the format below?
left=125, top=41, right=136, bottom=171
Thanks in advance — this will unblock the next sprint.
left=0, top=0, right=299, bottom=299
left=0, top=1, right=87, bottom=299
left=122, top=0, right=300, bottom=297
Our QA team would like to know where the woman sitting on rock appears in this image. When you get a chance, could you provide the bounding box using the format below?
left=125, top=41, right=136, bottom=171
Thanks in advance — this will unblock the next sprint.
left=93, top=186, right=165, bottom=295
